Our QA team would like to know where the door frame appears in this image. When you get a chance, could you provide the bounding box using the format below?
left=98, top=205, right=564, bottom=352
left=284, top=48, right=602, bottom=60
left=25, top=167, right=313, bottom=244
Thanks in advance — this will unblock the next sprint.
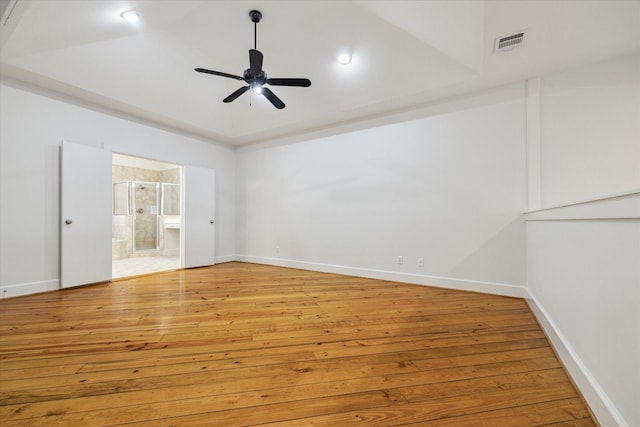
left=62, top=144, right=217, bottom=286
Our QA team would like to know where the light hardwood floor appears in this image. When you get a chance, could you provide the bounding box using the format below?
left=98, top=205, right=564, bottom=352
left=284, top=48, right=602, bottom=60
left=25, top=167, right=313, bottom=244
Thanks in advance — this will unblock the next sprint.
left=0, top=262, right=596, bottom=426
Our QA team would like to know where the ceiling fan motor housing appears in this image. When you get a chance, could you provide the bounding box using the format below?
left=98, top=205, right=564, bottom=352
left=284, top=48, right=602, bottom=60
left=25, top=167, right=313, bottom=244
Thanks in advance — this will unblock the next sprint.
left=244, top=69, right=267, bottom=83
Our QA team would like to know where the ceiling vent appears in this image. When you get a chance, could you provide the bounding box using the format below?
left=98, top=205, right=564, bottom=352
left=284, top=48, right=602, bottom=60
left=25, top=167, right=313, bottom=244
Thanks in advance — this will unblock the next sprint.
left=494, top=31, right=526, bottom=53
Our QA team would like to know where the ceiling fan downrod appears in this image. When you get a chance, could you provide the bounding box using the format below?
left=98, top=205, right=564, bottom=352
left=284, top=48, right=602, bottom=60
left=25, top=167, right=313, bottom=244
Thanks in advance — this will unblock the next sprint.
left=249, top=10, right=262, bottom=50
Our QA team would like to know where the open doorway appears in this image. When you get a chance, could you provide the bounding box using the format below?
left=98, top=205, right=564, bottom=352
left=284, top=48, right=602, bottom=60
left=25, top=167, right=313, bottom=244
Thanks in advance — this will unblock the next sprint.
left=112, top=153, right=182, bottom=278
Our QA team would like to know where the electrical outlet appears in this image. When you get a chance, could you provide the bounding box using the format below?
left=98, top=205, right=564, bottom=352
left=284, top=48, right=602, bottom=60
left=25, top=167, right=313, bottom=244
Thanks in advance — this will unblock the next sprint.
left=396, top=256, right=403, bottom=265
left=418, top=257, right=424, bottom=267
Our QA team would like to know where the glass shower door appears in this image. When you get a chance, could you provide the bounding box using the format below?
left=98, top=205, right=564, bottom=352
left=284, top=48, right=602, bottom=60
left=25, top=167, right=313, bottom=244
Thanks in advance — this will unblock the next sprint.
left=132, top=181, right=160, bottom=252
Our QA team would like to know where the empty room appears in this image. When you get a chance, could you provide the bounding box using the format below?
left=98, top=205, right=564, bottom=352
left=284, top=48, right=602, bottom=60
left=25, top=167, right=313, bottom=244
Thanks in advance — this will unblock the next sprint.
left=0, top=1, right=638, bottom=426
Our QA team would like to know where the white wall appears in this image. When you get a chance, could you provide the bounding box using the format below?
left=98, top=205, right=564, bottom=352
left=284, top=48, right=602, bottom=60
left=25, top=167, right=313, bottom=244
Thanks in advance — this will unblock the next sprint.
left=237, top=83, right=527, bottom=296
left=526, top=53, right=640, bottom=427
left=0, top=81, right=236, bottom=297
left=539, top=53, right=640, bottom=208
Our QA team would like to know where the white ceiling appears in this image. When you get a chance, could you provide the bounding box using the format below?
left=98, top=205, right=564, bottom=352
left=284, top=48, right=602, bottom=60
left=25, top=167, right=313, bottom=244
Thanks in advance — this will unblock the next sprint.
left=1, top=0, right=639, bottom=146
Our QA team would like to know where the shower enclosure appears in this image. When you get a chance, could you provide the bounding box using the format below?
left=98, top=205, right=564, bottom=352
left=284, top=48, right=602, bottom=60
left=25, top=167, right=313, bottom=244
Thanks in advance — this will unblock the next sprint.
left=113, top=180, right=171, bottom=254
left=132, top=182, right=160, bottom=251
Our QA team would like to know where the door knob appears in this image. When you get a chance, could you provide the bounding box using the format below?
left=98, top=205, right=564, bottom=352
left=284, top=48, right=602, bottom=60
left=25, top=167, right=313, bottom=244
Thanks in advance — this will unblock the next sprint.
left=65, top=219, right=72, bottom=225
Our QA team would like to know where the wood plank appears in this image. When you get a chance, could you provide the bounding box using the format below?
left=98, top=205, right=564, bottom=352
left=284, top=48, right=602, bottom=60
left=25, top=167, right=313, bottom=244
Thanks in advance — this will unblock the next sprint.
left=0, top=367, right=569, bottom=423
left=253, top=396, right=590, bottom=427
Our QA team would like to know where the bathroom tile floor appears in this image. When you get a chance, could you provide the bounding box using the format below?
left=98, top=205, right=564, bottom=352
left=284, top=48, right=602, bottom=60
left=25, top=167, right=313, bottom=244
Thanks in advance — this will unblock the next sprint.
left=112, top=256, right=181, bottom=279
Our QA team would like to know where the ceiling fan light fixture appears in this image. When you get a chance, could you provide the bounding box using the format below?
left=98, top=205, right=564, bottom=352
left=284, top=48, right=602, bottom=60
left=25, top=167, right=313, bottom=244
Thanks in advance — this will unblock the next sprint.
left=252, top=85, right=263, bottom=94
left=337, top=52, right=352, bottom=65
left=120, top=10, right=140, bottom=23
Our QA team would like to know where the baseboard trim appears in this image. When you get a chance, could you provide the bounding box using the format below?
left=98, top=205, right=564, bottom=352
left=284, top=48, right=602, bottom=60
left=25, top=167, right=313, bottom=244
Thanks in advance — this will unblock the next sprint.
left=526, top=292, right=628, bottom=427
left=235, top=255, right=526, bottom=298
left=0, top=279, right=59, bottom=299
left=215, top=255, right=238, bottom=264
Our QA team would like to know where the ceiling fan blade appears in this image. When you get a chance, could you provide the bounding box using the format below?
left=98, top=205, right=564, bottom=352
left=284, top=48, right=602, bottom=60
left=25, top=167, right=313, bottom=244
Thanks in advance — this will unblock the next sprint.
left=261, top=87, right=285, bottom=109
left=249, top=49, right=263, bottom=76
left=195, top=68, right=244, bottom=81
left=266, top=78, right=311, bottom=87
left=223, top=86, right=250, bottom=103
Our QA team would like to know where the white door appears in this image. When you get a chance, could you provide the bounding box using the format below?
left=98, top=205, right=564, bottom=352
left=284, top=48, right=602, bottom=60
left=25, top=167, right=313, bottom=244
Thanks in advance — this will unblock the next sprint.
left=183, top=165, right=216, bottom=268
left=61, top=141, right=112, bottom=288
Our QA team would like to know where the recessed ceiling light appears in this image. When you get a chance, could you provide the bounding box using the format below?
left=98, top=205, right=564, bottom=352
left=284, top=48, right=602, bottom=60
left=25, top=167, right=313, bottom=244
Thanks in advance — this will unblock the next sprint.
left=120, top=10, right=140, bottom=23
left=337, top=53, right=352, bottom=65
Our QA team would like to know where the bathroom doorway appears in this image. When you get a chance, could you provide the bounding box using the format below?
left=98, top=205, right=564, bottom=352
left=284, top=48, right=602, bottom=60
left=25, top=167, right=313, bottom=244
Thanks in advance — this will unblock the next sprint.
left=112, top=153, right=182, bottom=278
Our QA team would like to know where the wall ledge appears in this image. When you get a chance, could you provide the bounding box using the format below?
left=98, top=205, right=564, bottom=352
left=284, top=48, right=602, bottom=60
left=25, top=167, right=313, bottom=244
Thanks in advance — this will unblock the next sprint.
left=525, top=191, right=640, bottom=221
left=526, top=291, right=631, bottom=427
left=235, top=255, right=526, bottom=298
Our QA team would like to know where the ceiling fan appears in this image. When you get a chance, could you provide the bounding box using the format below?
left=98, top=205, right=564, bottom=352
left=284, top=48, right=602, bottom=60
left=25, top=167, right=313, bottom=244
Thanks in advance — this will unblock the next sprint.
left=194, top=10, right=311, bottom=109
